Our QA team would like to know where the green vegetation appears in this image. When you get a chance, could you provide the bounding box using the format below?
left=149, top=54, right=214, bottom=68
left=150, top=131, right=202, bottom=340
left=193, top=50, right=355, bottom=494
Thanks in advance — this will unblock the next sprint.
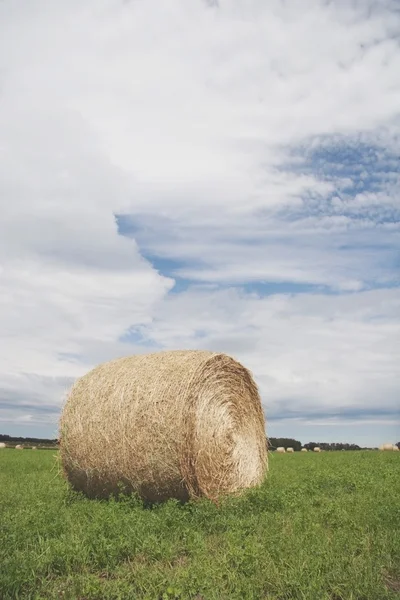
left=0, top=450, right=399, bottom=600
left=0, top=434, right=58, bottom=447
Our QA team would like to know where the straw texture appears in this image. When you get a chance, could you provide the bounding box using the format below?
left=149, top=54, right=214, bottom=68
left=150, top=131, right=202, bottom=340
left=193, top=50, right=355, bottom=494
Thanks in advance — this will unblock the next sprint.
left=59, top=350, right=267, bottom=502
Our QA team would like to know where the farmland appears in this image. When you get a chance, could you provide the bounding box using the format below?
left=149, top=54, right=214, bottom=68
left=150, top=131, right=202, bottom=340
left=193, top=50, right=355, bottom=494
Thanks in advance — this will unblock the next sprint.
left=0, top=450, right=399, bottom=600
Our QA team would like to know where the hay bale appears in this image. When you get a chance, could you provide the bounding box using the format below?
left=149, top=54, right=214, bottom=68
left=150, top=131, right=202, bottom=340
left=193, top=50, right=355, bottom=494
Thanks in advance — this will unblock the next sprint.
left=313, top=447, right=321, bottom=452
left=276, top=447, right=285, bottom=453
left=383, top=443, right=394, bottom=451
left=31, top=446, right=37, bottom=450
left=286, top=447, right=294, bottom=453
left=392, top=445, right=399, bottom=452
left=59, top=350, right=268, bottom=502
left=0, top=442, right=6, bottom=449
left=15, top=445, right=23, bottom=450
left=301, top=448, right=308, bottom=452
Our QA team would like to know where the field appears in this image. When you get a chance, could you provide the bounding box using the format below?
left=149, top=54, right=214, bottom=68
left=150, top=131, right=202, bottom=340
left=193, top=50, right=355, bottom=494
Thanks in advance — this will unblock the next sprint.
left=0, top=450, right=399, bottom=600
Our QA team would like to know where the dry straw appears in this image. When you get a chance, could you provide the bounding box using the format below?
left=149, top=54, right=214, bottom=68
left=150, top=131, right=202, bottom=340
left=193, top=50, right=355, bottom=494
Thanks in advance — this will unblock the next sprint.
left=59, top=350, right=268, bottom=502
left=0, top=442, right=6, bottom=449
left=276, top=447, right=285, bottom=453
left=382, top=443, right=395, bottom=451
left=313, top=447, right=321, bottom=452
left=286, top=447, right=294, bottom=453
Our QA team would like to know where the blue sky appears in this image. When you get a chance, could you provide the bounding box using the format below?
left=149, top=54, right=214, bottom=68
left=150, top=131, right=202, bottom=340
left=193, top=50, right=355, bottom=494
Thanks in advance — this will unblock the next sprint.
left=0, top=0, right=399, bottom=447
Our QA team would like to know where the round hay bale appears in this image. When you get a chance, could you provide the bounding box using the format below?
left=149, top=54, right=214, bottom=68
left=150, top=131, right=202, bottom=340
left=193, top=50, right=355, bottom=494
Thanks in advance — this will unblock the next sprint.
left=59, top=350, right=268, bottom=502
left=276, top=447, right=285, bottom=453
left=392, top=445, right=399, bottom=452
left=313, top=447, right=321, bottom=452
left=31, top=446, right=37, bottom=450
left=286, top=447, right=294, bottom=453
left=383, top=443, right=394, bottom=451
left=0, top=442, right=6, bottom=449
left=15, top=445, right=23, bottom=450
left=301, top=448, right=308, bottom=452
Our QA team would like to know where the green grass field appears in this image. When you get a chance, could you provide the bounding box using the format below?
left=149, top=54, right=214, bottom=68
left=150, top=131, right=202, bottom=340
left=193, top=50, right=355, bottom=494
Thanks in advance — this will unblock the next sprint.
left=0, top=450, right=399, bottom=600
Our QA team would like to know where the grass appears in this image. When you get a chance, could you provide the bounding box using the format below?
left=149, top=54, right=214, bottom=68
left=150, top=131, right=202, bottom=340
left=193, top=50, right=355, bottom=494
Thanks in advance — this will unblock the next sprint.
left=0, top=450, right=399, bottom=600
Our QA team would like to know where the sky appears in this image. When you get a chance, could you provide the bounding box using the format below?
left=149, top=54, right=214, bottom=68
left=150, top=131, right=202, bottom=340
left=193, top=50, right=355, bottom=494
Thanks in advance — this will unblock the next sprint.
left=0, top=0, right=399, bottom=447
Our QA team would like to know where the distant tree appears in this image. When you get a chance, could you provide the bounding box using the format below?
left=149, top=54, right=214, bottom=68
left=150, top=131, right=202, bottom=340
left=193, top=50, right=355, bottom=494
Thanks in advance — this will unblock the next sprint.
left=0, top=433, right=57, bottom=445
left=268, top=438, right=302, bottom=451
left=304, top=442, right=318, bottom=451
left=268, top=438, right=365, bottom=451
left=304, top=441, right=361, bottom=451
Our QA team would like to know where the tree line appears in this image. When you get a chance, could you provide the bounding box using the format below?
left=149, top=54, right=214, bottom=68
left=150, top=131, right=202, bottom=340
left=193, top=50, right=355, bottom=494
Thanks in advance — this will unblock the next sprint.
left=267, top=438, right=400, bottom=451
left=0, top=434, right=58, bottom=445
left=2, top=433, right=399, bottom=451
left=268, top=438, right=302, bottom=451
left=303, top=441, right=362, bottom=451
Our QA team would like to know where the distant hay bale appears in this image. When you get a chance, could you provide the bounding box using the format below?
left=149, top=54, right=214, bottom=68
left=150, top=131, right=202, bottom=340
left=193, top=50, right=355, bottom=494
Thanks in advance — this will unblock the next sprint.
left=301, top=448, right=308, bottom=452
left=286, top=447, right=294, bottom=453
left=32, top=446, right=37, bottom=450
left=313, top=447, right=321, bottom=452
left=59, top=350, right=268, bottom=502
left=383, top=443, right=394, bottom=451
left=276, top=447, right=285, bottom=453
left=392, top=445, right=399, bottom=452
left=0, top=442, right=6, bottom=449
left=15, top=445, right=23, bottom=450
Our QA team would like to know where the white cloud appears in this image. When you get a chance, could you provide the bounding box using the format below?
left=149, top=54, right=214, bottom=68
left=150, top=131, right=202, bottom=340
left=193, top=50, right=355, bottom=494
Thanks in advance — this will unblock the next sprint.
left=132, top=286, right=400, bottom=417
left=120, top=211, right=399, bottom=291
left=0, top=0, right=399, bottom=442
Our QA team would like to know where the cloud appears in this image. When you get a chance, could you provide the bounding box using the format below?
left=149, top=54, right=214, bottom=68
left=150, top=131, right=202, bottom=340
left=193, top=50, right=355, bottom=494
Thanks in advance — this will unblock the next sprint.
left=0, top=0, right=399, bottom=443
left=117, top=209, right=399, bottom=292
left=123, top=286, right=400, bottom=420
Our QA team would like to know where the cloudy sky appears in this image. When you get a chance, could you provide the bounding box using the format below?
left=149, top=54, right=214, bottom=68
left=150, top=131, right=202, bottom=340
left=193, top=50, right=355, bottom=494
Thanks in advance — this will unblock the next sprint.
left=1, top=0, right=399, bottom=446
